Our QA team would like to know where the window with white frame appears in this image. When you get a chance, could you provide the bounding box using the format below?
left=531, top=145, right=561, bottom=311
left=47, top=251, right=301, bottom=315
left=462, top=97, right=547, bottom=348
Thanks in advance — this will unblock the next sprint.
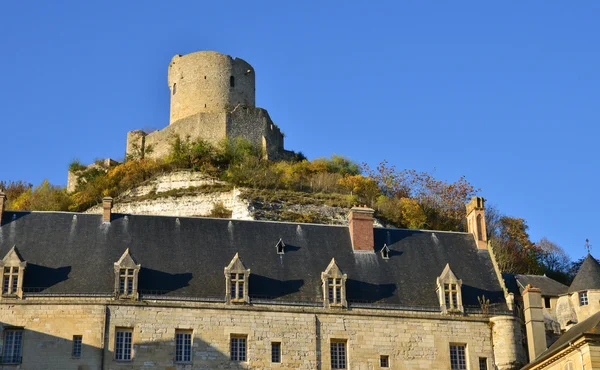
left=230, top=335, right=247, bottom=361
left=444, top=283, right=459, bottom=309
left=175, top=330, right=192, bottom=363
left=115, top=328, right=133, bottom=361
left=330, top=340, right=347, bottom=369
left=72, top=335, right=82, bottom=358
left=579, top=291, right=589, bottom=306
left=449, top=344, right=467, bottom=370
left=2, top=329, right=23, bottom=364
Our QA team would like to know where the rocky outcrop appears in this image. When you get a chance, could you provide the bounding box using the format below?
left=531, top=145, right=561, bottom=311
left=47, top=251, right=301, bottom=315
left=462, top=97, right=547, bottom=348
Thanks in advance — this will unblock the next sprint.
left=84, top=170, right=375, bottom=225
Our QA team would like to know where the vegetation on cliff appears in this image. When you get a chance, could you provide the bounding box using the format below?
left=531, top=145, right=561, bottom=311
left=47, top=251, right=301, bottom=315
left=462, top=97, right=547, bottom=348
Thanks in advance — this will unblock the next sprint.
left=0, top=136, right=577, bottom=283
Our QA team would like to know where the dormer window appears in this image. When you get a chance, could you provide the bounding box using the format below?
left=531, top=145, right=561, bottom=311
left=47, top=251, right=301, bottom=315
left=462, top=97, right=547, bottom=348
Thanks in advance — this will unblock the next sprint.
left=321, top=258, right=347, bottom=308
left=381, top=244, right=390, bottom=259
left=0, top=246, right=27, bottom=299
left=276, top=239, right=285, bottom=255
left=113, top=249, right=140, bottom=300
left=436, top=264, right=463, bottom=314
left=224, top=253, right=250, bottom=304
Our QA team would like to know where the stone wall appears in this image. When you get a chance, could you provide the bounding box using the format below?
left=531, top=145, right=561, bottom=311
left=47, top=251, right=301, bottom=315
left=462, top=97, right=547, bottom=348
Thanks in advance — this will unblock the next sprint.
left=0, top=298, right=523, bottom=369
left=555, top=290, right=600, bottom=330
left=168, top=51, right=255, bottom=123
left=0, top=303, right=105, bottom=370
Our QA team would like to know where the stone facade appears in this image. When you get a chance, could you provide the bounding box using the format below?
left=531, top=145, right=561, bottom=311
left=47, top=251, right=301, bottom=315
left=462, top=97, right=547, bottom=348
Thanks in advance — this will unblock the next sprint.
left=0, top=298, right=523, bottom=370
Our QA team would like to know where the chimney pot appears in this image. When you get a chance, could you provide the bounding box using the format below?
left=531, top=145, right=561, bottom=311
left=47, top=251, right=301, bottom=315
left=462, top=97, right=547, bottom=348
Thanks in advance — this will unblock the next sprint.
left=348, top=206, right=375, bottom=252
left=102, top=197, right=113, bottom=223
left=0, top=192, right=6, bottom=226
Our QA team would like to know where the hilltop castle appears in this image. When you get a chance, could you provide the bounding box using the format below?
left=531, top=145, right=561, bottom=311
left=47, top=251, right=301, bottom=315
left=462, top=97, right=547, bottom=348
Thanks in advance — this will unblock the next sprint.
left=126, top=51, right=294, bottom=161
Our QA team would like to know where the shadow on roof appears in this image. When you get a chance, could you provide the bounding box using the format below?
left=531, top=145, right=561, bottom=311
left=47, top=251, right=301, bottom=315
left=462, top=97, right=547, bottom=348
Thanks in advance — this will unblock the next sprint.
left=138, top=268, right=193, bottom=295
left=249, top=274, right=304, bottom=300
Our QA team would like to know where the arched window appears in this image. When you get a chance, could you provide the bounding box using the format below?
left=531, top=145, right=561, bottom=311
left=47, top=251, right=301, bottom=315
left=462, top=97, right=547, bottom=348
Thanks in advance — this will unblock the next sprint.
left=230, top=76, right=235, bottom=88
left=476, top=214, right=483, bottom=241
left=173, top=83, right=176, bottom=95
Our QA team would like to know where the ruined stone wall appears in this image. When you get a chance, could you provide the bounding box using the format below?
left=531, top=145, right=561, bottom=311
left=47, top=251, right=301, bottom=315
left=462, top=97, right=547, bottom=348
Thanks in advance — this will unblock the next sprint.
left=168, top=51, right=255, bottom=124
left=0, top=299, right=521, bottom=369
left=126, top=112, right=228, bottom=160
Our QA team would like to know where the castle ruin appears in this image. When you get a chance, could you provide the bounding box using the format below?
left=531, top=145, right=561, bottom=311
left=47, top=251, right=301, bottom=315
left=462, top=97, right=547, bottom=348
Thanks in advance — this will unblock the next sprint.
left=126, top=51, right=294, bottom=160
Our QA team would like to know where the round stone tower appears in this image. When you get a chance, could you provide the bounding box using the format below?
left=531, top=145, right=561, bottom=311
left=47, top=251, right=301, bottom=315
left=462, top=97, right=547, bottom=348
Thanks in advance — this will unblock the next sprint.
left=168, top=51, right=256, bottom=125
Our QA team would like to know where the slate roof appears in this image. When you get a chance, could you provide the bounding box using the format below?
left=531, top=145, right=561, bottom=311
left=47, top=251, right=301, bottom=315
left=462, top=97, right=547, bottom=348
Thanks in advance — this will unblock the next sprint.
left=0, top=211, right=507, bottom=310
left=523, top=310, right=600, bottom=368
left=569, top=254, right=600, bottom=293
left=514, top=274, right=568, bottom=297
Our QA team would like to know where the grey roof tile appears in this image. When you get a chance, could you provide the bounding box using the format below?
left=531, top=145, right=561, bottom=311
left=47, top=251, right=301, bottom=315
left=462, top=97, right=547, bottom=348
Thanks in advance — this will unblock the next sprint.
left=0, top=211, right=507, bottom=308
left=569, top=254, right=600, bottom=293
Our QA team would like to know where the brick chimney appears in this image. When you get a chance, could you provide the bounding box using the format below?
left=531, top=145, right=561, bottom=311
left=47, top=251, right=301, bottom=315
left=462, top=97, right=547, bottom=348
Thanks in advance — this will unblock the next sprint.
left=0, top=192, right=6, bottom=226
left=465, top=196, right=487, bottom=250
left=348, top=206, right=375, bottom=252
left=102, top=197, right=113, bottom=223
left=522, top=284, right=546, bottom=361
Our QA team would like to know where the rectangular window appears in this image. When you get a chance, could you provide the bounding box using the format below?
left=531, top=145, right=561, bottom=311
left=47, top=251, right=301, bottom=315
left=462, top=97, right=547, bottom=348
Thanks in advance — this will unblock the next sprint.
left=119, top=269, right=135, bottom=295
left=2, top=267, right=19, bottom=295
left=231, top=273, right=245, bottom=300
left=2, top=329, right=23, bottom=364
left=544, top=296, right=551, bottom=308
left=175, top=330, right=192, bottom=363
left=444, top=283, right=459, bottom=309
left=331, top=340, right=347, bottom=369
left=115, top=328, right=133, bottom=361
left=580, top=292, right=589, bottom=306
left=450, top=344, right=467, bottom=370
left=271, top=342, right=281, bottom=363
left=328, top=278, right=343, bottom=304
left=230, top=335, right=247, bottom=361
left=72, top=335, right=82, bottom=358
left=380, top=354, right=389, bottom=367
left=479, top=357, right=487, bottom=370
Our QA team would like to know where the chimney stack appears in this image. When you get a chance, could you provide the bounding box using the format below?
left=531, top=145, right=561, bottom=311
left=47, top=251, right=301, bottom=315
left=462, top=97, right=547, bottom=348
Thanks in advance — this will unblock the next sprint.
left=522, top=284, right=546, bottom=361
left=102, top=197, right=113, bottom=223
left=349, top=206, right=375, bottom=252
left=465, top=196, right=487, bottom=249
left=0, top=192, right=6, bottom=226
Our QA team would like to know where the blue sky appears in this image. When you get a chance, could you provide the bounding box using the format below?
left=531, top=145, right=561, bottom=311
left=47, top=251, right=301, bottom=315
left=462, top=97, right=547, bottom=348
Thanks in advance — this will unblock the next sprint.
left=0, top=1, right=598, bottom=260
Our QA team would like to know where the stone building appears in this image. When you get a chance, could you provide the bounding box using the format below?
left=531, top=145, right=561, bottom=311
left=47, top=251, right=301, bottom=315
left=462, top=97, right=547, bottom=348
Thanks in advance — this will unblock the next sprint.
left=0, top=193, right=529, bottom=369
left=126, top=51, right=295, bottom=161
left=504, top=254, right=600, bottom=369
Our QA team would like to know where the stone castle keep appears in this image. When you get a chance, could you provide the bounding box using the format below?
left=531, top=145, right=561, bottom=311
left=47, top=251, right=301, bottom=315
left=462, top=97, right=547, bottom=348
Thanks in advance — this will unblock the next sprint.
left=126, top=51, right=294, bottom=161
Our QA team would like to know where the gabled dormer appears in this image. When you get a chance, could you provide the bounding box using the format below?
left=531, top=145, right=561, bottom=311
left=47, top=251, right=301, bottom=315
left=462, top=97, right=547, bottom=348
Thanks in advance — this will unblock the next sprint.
left=224, top=253, right=250, bottom=304
left=276, top=239, right=285, bottom=255
left=0, top=246, right=27, bottom=299
left=380, top=244, right=390, bottom=259
left=321, top=258, right=347, bottom=308
left=113, top=248, right=141, bottom=300
left=436, top=264, right=463, bottom=314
